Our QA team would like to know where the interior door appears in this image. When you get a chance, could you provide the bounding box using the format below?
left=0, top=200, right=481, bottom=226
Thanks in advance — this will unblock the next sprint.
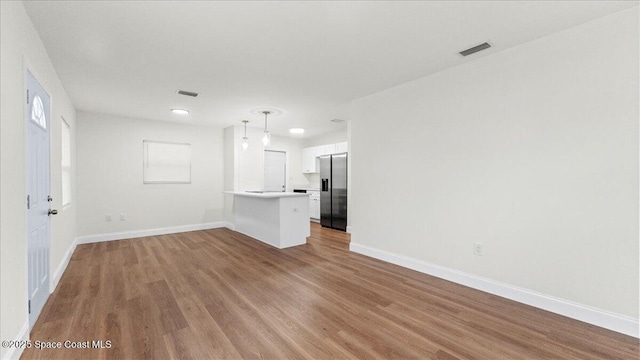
left=264, top=150, right=286, bottom=192
left=27, top=70, right=51, bottom=328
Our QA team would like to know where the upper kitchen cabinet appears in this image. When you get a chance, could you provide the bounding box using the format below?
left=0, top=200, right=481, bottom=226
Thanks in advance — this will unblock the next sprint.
left=302, top=142, right=348, bottom=174
left=323, top=143, right=336, bottom=155
left=302, top=146, right=321, bottom=173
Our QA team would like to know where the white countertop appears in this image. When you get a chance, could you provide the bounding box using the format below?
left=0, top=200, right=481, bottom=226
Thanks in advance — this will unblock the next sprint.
left=224, top=191, right=310, bottom=198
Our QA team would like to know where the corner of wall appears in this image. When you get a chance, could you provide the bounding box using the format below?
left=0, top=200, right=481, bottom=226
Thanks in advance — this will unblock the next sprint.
left=50, top=236, right=78, bottom=293
left=1, top=321, right=29, bottom=360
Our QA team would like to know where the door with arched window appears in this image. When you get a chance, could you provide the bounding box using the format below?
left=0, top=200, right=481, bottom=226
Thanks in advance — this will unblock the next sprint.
left=26, top=70, right=51, bottom=328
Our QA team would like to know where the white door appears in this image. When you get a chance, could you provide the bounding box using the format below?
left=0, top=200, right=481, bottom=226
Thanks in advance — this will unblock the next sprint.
left=264, top=150, right=286, bottom=192
left=27, top=70, right=51, bottom=328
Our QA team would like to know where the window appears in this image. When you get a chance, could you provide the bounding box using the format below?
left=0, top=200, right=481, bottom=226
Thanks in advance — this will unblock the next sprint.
left=31, top=95, right=46, bottom=129
left=143, top=140, right=191, bottom=184
left=61, top=117, right=71, bottom=206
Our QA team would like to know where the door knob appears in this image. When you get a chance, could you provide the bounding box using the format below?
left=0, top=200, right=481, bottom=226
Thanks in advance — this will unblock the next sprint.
left=48, top=209, right=58, bottom=216
left=47, top=196, right=53, bottom=202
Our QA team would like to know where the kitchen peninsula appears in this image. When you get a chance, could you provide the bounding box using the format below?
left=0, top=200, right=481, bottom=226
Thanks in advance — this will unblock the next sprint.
left=224, top=191, right=310, bottom=249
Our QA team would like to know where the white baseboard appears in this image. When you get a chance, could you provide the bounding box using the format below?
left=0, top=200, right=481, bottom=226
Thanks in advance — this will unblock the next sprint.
left=51, top=237, right=78, bottom=292
left=76, top=222, right=228, bottom=244
left=346, top=225, right=352, bottom=233
left=349, top=242, right=639, bottom=338
left=2, top=321, right=29, bottom=360
left=222, top=222, right=235, bottom=231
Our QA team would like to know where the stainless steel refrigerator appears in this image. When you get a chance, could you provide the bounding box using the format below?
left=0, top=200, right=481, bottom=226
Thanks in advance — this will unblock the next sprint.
left=320, top=153, right=347, bottom=231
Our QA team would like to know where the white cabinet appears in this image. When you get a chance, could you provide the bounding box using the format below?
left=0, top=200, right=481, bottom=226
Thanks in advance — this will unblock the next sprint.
left=302, top=142, right=348, bottom=174
left=322, top=144, right=336, bottom=155
left=302, top=146, right=321, bottom=173
left=308, top=191, right=320, bottom=220
left=335, top=142, right=348, bottom=153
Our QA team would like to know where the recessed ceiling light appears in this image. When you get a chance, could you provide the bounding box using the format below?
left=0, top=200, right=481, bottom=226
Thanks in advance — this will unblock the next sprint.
left=289, top=128, right=305, bottom=134
left=171, top=109, right=189, bottom=115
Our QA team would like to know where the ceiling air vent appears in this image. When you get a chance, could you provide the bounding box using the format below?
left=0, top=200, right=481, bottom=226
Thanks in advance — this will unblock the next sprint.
left=177, top=90, right=199, bottom=97
left=459, top=42, right=491, bottom=57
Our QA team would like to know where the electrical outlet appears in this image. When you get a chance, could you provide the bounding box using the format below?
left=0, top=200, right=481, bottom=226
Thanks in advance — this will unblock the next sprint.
left=120, top=213, right=126, bottom=221
left=105, top=214, right=112, bottom=222
left=473, top=242, right=483, bottom=256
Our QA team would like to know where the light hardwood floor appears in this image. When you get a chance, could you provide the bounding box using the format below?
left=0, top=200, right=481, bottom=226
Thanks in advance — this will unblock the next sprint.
left=22, top=223, right=638, bottom=359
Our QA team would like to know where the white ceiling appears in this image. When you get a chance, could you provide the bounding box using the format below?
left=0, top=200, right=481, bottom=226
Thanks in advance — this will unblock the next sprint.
left=24, top=1, right=636, bottom=138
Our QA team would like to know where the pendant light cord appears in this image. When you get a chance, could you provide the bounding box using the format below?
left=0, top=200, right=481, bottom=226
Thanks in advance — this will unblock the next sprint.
left=263, top=111, right=270, bottom=131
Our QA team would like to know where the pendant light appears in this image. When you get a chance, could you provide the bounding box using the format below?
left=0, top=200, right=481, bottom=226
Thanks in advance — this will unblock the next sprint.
left=241, top=120, right=249, bottom=150
left=262, top=111, right=271, bottom=146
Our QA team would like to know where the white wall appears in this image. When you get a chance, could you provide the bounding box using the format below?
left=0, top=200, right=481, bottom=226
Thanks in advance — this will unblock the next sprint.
left=76, top=112, right=224, bottom=236
left=351, top=7, right=638, bottom=322
left=237, top=126, right=266, bottom=191
left=223, top=126, right=236, bottom=224
left=0, top=2, right=77, bottom=358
